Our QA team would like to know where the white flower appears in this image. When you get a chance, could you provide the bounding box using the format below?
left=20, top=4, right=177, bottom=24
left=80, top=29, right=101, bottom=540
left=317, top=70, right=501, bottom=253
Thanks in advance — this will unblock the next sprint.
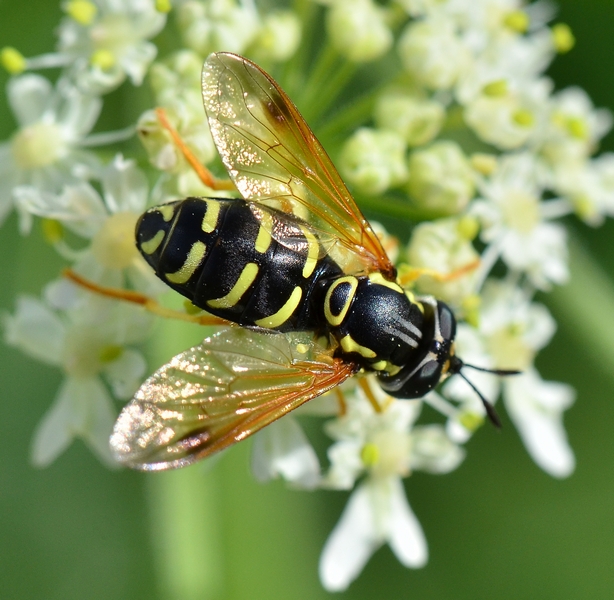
left=56, top=0, right=167, bottom=94
left=319, top=381, right=464, bottom=590
left=472, top=153, right=568, bottom=289
left=549, top=154, right=614, bottom=226
left=177, top=0, right=260, bottom=56
left=467, top=280, right=574, bottom=475
left=538, top=86, right=612, bottom=167
left=3, top=286, right=151, bottom=467
left=479, top=279, right=556, bottom=372
left=463, top=78, right=550, bottom=150
left=320, top=477, right=426, bottom=592
left=14, top=155, right=164, bottom=294
left=0, top=75, right=102, bottom=232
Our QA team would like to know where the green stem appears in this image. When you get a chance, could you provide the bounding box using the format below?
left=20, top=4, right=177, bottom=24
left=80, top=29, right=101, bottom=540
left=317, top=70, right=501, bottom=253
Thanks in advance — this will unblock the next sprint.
left=306, top=59, right=357, bottom=125
left=549, top=234, right=614, bottom=377
left=317, top=91, right=378, bottom=144
left=297, top=41, right=338, bottom=106
left=356, top=194, right=425, bottom=222
left=147, top=467, right=224, bottom=600
left=280, top=0, right=318, bottom=98
left=145, top=305, right=225, bottom=600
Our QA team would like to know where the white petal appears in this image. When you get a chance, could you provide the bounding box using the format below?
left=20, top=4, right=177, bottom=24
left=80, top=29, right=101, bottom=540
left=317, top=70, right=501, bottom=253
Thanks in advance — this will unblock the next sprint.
left=323, top=440, right=364, bottom=490
left=3, top=296, right=65, bottom=366
left=387, top=478, right=428, bottom=568
left=79, top=378, right=119, bottom=468
left=411, top=425, right=465, bottom=474
left=121, top=41, right=158, bottom=86
left=55, top=79, right=102, bottom=140
left=31, top=376, right=117, bottom=467
left=101, top=155, right=148, bottom=213
left=103, top=348, right=147, bottom=400
left=251, top=417, right=320, bottom=488
left=7, top=74, right=52, bottom=126
left=504, top=370, right=576, bottom=478
left=13, top=183, right=106, bottom=238
left=31, top=379, right=78, bottom=467
left=319, top=482, right=381, bottom=592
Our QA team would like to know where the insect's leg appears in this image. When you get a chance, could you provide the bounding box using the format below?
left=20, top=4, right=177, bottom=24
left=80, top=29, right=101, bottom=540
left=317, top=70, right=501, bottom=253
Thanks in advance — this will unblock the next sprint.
left=63, top=269, right=230, bottom=327
left=397, top=258, right=480, bottom=286
left=357, top=378, right=385, bottom=414
left=334, top=388, right=347, bottom=416
left=155, top=107, right=236, bottom=192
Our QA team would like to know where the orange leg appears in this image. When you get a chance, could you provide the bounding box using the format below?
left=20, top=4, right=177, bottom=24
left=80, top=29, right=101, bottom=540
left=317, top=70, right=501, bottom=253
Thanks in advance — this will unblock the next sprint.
left=63, top=269, right=231, bottom=327
left=398, top=258, right=481, bottom=287
left=334, top=388, right=347, bottom=417
left=155, top=108, right=236, bottom=192
left=358, top=378, right=384, bottom=414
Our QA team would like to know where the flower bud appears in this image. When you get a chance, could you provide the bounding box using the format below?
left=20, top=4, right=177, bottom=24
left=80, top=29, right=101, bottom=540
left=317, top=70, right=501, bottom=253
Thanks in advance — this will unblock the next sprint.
left=406, top=218, right=480, bottom=304
left=339, top=128, right=408, bottom=195
left=407, top=141, right=474, bottom=215
left=374, top=89, right=444, bottom=147
left=250, top=11, right=301, bottom=62
left=398, top=19, right=470, bottom=90
left=326, top=0, right=392, bottom=63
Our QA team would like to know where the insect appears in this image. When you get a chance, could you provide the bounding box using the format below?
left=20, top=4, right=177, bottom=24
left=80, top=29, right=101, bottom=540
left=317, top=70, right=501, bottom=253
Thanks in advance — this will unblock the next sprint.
left=109, top=52, right=513, bottom=471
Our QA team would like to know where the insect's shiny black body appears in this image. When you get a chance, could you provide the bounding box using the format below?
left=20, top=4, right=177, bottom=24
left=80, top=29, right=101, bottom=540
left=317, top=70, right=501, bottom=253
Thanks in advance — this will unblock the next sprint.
left=137, top=196, right=457, bottom=399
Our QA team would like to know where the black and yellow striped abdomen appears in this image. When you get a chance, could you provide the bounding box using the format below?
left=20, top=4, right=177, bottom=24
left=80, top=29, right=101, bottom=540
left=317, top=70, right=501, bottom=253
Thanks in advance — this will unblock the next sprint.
left=136, top=197, right=343, bottom=332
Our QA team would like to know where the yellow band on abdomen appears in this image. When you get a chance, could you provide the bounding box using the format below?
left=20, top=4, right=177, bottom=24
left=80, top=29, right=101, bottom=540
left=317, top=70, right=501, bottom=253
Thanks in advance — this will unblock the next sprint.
left=254, top=286, right=303, bottom=329
left=207, top=262, right=259, bottom=309
left=165, top=241, right=207, bottom=284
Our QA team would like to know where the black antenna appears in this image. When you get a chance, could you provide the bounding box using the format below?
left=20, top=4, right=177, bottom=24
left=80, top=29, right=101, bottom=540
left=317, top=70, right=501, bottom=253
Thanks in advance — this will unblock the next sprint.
left=462, top=363, right=521, bottom=377
left=447, top=356, right=520, bottom=429
left=457, top=371, right=502, bottom=429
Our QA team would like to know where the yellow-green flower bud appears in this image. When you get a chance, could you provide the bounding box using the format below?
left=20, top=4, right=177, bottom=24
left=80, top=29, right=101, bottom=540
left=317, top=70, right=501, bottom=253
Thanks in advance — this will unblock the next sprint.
left=340, top=128, right=408, bottom=195
left=398, top=20, right=469, bottom=90
left=552, top=23, right=575, bottom=54
left=406, top=218, right=480, bottom=304
left=407, top=141, right=475, bottom=215
left=327, top=0, right=392, bottom=63
left=251, top=11, right=301, bottom=62
left=374, top=90, right=444, bottom=147
left=1, top=47, right=26, bottom=74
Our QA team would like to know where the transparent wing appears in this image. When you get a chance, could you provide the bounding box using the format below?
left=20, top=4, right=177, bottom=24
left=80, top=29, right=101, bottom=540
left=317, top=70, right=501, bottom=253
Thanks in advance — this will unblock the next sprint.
left=110, top=328, right=355, bottom=470
left=202, top=52, right=395, bottom=277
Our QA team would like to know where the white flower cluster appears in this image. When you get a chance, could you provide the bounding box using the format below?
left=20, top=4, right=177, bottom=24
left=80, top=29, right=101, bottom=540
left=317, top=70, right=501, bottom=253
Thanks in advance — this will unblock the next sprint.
left=0, top=0, right=610, bottom=592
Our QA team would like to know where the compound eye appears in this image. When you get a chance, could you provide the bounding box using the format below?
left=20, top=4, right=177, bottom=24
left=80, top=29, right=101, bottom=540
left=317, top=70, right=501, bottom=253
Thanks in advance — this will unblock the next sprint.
left=437, top=302, right=456, bottom=340
left=415, top=360, right=441, bottom=389
left=386, top=359, right=443, bottom=399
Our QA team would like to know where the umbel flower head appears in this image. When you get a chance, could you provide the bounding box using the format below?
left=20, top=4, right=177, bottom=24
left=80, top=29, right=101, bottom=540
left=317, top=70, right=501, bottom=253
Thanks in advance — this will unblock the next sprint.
left=0, top=0, right=611, bottom=593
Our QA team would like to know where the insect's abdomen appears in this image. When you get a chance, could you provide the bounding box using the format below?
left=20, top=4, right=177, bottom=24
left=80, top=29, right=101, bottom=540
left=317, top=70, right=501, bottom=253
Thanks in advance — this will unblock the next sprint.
left=136, top=197, right=342, bottom=331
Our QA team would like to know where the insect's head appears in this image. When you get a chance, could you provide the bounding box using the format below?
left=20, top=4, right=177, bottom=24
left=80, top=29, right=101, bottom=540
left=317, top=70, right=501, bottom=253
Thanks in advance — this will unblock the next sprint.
left=378, top=300, right=519, bottom=427
left=378, top=300, right=456, bottom=399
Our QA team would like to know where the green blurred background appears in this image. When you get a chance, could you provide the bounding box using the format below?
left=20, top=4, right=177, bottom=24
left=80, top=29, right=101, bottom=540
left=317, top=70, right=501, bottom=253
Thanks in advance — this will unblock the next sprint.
left=2, top=1, right=614, bottom=599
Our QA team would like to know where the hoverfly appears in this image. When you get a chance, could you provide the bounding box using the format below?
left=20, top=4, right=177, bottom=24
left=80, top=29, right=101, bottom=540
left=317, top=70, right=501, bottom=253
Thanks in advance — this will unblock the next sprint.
left=110, top=52, right=509, bottom=471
